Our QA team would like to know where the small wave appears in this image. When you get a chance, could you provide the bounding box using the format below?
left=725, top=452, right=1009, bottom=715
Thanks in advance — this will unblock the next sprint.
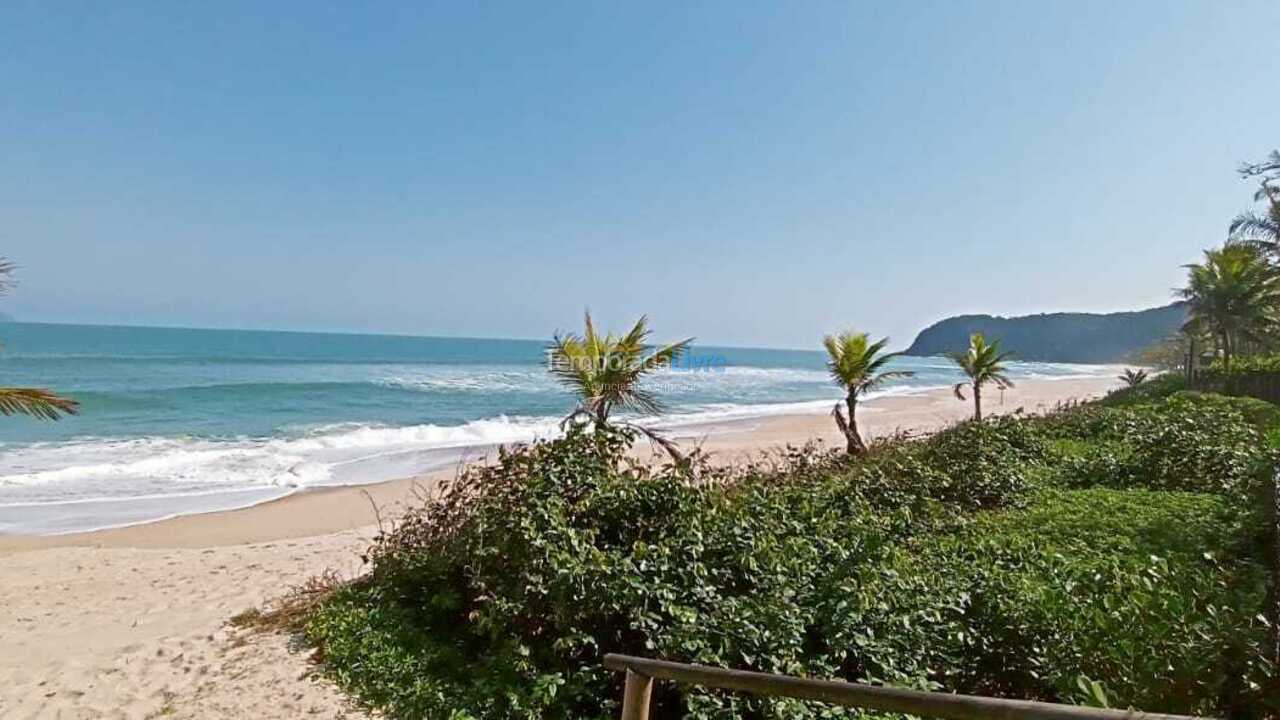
left=376, top=369, right=560, bottom=394
left=0, top=415, right=566, bottom=505
left=0, top=437, right=329, bottom=491
left=282, top=416, right=564, bottom=453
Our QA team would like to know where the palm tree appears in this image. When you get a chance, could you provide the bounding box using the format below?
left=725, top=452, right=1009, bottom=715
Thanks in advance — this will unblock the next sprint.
left=1229, top=187, right=1280, bottom=258
left=949, top=333, right=1014, bottom=421
left=822, top=331, right=913, bottom=454
left=547, top=311, right=691, bottom=426
left=0, top=259, right=78, bottom=420
left=1231, top=150, right=1280, bottom=258
left=1118, top=368, right=1148, bottom=387
left=1177, top=244, right=1280, bottom=371
left=1240, top=150, right=1280, bottom=179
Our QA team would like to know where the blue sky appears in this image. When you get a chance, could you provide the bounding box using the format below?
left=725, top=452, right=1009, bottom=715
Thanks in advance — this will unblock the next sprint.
left=1, top=1, right=1276, bottom=349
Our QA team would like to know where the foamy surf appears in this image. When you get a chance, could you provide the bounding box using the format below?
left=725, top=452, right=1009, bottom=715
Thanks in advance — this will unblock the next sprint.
left=0, top=386, right=943, bottom=534
left=0, top=399, right=844, bottom=533
left=0, top=323, right=1124, bottom=535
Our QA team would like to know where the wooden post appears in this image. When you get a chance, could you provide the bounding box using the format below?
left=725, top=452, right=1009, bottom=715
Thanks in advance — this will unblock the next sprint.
left=1268, top=464, right=1280, bottom=707
left=620, top=669, right=653, bottom=720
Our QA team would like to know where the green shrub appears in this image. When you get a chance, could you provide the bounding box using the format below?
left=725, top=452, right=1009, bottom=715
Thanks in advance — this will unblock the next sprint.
left=1055, top=394, right=1270, bottom=497
left=304, top=394, right=1278, bottom=719
left=1100, top=373, right=1187, bottom=407
left=821, top=489, right=1271, bottom=714
left=1169, top=390, right=1280, bottom=432
left=309, top=426, right=907, bottom=719
left=915, top=416, right=1048, bottom=508
left=1208, top=354, right=1280, bottom=374
left=840, top=416, right=1049, bottom=514
left=1028, top=404, right=1129, bottom=442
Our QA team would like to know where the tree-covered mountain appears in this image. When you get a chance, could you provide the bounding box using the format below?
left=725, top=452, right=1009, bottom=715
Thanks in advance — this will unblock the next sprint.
left=904, top=303, right=1187, bottom=363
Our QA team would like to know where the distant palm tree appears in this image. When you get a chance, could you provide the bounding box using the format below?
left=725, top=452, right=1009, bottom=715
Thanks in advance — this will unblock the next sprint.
left=0, top=259, right=78, bottom=420
left=548, top=311, right=691, bottom=426
left=949, top=333, right=1014, bottom=421
left=822, top=331, right=913, bottom=454
left=1118, top=368, right=1148, bottom=387
left=1177, top=244, right=1280, bottom=371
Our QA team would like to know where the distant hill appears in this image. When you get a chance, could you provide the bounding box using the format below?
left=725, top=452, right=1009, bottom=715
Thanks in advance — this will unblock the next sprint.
left=904, top=303, right=1187, bottom=363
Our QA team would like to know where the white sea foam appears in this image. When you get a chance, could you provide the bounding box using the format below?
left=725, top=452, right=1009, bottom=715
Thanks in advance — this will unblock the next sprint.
left=0, top=359, right=1120, bottom=535
left=377, top=369, right=560, bottom=394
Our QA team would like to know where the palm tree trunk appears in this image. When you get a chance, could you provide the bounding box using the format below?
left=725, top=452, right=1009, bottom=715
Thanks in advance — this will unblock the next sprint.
left=973, top=384, right=982, bottom=421
left=832, top=394, right=865, bottom=454
left=846, top=394, right=865, bottom=454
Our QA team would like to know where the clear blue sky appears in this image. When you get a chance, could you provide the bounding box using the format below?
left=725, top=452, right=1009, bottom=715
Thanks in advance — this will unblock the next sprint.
left=1, top=1, right=1276, bottom=349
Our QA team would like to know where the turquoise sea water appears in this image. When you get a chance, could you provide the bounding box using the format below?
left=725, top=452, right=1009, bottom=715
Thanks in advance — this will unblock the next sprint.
left=0, top=323, right=1116, bottom=534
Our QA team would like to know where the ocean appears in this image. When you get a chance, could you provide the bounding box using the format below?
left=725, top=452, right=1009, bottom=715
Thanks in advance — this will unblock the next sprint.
left=0, top=322, right=1117, bottom=534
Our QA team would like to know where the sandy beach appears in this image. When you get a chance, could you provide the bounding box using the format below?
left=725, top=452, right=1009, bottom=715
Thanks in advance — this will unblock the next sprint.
left=0, top=376, right=1119, bottom=719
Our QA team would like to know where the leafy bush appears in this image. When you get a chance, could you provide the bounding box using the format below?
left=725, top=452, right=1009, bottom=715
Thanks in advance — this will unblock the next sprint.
left=1192, top=355, right=1280, bottom=409
left=914, top=416, right=1048, bottom=508
left=1051, top=394, right=1271, bottom=497
left=838, top=416, right=1048, bottom=514
left=304, top=393, right=1278, bottom=719
left=822, top=489, right=1272, bottom=713
left=309, top=426, right=904, bottom=719
left=1208, top=354, right=1280, bottom=374
left=1171, top=390, right=1280, bottom=431
left=1100, top=372, right=1187, bottom=407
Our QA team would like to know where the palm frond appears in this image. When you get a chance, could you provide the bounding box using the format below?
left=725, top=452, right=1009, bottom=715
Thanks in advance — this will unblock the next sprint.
left=0, top=257, right=16, bottom=296
left=863, top=369, right=913, bottom=391
left=822, top=330, right=913, bottom=399
left=949, top=332, right=1014, bottom=395
left=637, top=337, right=693, bottom=374
left=547, top=312, right=690, bottom=423
left=1119, top=368, right=1148, bottom=387
left=1229, top=211, right=1280, bottom=244
left=0, top=388, right=79, bottom=420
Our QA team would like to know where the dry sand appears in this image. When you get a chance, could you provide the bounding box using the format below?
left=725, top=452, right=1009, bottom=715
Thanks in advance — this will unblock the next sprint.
left=0, top=376, right=1119, bottom=719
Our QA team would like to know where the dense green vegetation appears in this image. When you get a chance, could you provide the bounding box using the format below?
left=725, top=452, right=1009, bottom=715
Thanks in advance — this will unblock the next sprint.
left=303, top=386, right=1278, bottom=719
left=902, top=303, right=1187, bottom=363
left=296, top=152, right=1280, bottom=718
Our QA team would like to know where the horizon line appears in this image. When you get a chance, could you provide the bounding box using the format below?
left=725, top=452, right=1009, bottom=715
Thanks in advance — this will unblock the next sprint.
left=0, top=318, right=831, bottom=354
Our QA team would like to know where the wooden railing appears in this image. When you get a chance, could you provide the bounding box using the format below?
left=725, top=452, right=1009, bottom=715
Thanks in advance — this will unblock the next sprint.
left=603, top=654, right=1212, bottom=720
